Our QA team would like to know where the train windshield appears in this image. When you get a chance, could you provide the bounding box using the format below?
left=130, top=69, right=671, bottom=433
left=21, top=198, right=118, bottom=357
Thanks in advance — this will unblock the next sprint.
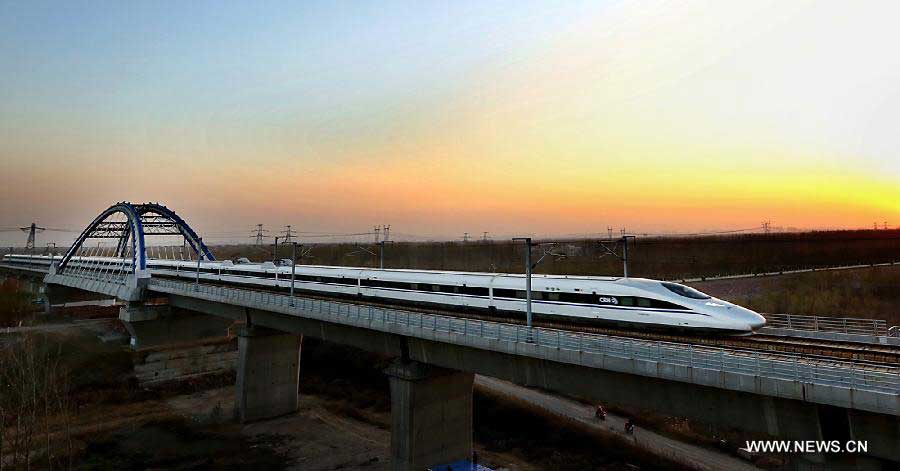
left=660, top=282, right=711, bottom=299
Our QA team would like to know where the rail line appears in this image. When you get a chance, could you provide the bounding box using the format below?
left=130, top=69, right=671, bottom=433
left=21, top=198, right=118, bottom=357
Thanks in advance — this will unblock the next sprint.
left=152, top=276, right=900, bottom=368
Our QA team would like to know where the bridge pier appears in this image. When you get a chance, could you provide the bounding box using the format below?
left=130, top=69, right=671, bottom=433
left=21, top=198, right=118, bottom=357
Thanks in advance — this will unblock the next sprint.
left=235, top=325, right=302, bottom=422
left=120, top=302, right=233, bottom=349
left=385, top=360, right=474, bottom=471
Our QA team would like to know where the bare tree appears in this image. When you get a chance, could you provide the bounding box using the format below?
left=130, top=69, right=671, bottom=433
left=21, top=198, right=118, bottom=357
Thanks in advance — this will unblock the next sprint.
left=0, top=334, right=73, bottom=470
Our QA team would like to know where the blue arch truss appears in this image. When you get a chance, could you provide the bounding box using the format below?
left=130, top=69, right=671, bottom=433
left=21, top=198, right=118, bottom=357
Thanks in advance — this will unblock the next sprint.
left=56, top=202, right=214, bottom=277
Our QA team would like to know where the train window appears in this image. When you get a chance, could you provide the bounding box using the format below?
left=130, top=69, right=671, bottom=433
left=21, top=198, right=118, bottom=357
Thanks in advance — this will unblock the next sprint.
left=546, top=292, right=560, bottom=301
left=438, top=285, right=460, bottom=294
left=460, top=286, right=489, bottom=296
left=661, top=282, right=710, bottom=299
left=558, top=292, right=594, bottom=304
left=363, top=279, right=403, bottom=289
left=515, top=290, right=526, bottom=299
left=493, top=289, right=516, bottom=298
left=619, top=297, right=635, bottom=306
left=637, top=298, right=651, bottom=308
left=431, top=284, right=441, bottom=292
left=649, top=299, right=689, bottom=310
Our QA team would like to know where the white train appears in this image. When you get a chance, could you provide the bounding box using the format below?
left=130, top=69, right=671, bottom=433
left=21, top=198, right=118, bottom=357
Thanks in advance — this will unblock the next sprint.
left=3, top=254, right=766, bottom=334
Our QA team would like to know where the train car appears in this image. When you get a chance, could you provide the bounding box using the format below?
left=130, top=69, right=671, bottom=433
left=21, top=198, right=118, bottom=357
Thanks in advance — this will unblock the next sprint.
left=1, top=254, right=766, bottom=334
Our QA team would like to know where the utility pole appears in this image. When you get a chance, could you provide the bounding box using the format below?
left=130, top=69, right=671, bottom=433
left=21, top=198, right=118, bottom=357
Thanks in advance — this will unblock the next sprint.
left=282, top=225, right=295, bottom=243
left=598, top=235, right=635, bottom=278
left=47, top=243, right=56, bottom=269
left=20, top=223, right=46, bottom=251
left=290, top=242, right=299, bottom=305
left=273, top=236, right=280, bottom=261
left=512, top=237, right=535, bottom=329
left=194, top=237, right=203, bottom=291
left=252, top=224, right=268, bottom=246
left=377, top=240, right=394, bottom=269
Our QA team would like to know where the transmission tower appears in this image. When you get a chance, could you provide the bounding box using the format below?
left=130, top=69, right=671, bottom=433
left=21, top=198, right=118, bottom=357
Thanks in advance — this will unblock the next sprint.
left=282, top=225, right=295, bottom=243
left=373, top=226, right=381, bottom=243
left=20, top=223, right=46, bottom=250
left=382, top=225, right=390, bottom=242
left=251, top=224, right=269, bottom=245
left=482, top=232, right=489, bottom=242
left=762, top=221, right=771, bottom=234
left=463, top=232, right=470, bottom=242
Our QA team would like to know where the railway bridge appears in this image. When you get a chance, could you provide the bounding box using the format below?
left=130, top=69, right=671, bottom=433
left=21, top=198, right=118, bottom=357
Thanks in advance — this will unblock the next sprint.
left=2, top=202, right=899, bottom=470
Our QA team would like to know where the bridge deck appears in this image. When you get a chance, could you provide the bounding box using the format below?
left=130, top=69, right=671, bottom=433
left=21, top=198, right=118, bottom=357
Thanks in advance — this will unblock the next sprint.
left=147, top=278, right=900, bottom=416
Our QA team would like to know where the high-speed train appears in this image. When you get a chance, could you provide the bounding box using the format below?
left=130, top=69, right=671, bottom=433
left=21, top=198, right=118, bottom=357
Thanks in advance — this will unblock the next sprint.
left=2, top=254, right=765, bottom=334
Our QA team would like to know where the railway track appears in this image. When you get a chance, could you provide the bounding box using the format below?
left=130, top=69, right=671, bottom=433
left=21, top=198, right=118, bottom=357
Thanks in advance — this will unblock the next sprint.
left=154, top=276, right=900, bottom=369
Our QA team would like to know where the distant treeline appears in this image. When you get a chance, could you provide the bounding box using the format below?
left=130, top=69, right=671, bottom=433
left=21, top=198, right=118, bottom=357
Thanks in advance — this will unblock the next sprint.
left=209, top=229, right=900, bottom=280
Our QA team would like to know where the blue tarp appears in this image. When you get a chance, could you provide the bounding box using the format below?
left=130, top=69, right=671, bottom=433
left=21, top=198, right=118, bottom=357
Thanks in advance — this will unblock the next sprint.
left=428, top=460, right=493, bottom=471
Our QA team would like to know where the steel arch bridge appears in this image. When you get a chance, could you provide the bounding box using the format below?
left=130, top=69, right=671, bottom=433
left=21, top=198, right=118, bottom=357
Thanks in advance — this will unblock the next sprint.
left=52, top=202, right=214, bottom=283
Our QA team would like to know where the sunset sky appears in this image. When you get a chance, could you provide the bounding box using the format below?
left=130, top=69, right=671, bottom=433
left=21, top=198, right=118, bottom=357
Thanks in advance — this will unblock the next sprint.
left=2, top=1, right=899, bottom=245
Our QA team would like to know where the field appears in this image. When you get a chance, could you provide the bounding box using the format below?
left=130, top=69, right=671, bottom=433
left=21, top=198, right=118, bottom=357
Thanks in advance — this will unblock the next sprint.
left=694, top=264, right=900, bottom=326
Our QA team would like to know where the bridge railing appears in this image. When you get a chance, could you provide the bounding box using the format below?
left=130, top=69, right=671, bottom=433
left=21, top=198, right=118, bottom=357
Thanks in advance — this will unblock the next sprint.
left=150, top=279, right=900, bottom=395
left=764, top=313, right=890, bottom=337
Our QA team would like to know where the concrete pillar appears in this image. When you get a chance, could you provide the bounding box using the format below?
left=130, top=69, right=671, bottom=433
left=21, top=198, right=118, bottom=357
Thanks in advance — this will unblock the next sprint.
left=385, top=360, right=474, bottom=471
left=235, top=325, right=301, bottom=423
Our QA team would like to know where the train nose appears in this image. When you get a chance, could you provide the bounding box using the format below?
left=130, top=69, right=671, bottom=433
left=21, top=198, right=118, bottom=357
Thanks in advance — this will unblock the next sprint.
left=735, top=306, right=766, bottom=330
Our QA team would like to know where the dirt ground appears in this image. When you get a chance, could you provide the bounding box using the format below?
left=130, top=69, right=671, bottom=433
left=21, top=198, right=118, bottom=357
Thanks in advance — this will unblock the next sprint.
left=64, top=386, right=536, bottom=471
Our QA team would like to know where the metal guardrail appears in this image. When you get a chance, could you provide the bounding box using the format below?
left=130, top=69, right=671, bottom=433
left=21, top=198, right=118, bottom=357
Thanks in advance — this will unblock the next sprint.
left=764, top=313, right=896, bottom=337
left=150, top=279, right=900, bottom=395
left=672, top=261, right=900, bottom=283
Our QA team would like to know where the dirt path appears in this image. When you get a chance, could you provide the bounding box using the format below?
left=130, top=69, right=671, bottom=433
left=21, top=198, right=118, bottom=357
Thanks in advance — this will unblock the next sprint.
left=475, top=376, right=760, bottom=471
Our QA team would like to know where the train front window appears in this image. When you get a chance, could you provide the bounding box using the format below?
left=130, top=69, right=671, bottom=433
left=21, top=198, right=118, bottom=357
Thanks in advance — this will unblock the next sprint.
left=661, top=282, right=710, bottom=299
